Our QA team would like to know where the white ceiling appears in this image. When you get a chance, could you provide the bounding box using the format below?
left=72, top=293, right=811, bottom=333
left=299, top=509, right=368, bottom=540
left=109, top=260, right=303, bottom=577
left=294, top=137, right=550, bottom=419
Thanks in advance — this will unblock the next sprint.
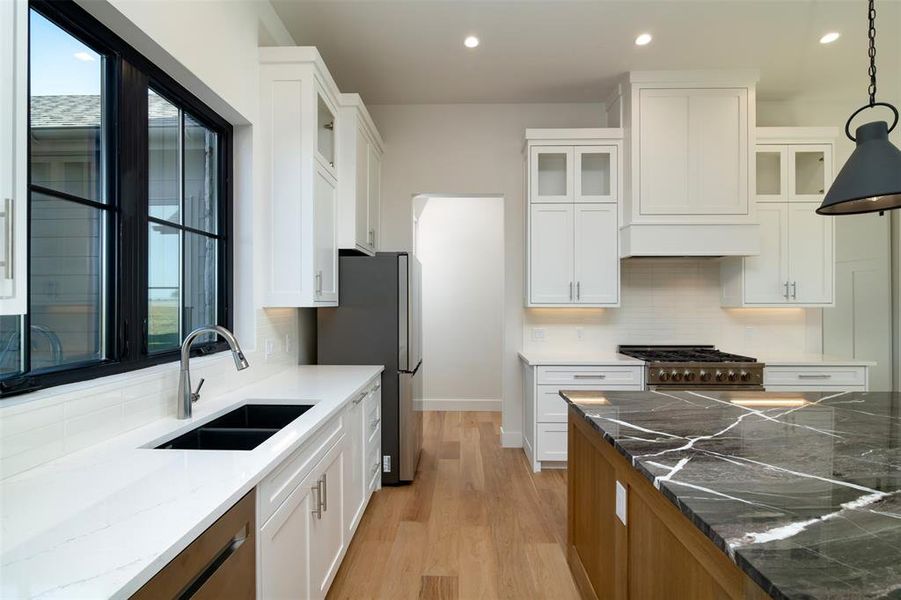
left=270, top=0, right=901, bottom=105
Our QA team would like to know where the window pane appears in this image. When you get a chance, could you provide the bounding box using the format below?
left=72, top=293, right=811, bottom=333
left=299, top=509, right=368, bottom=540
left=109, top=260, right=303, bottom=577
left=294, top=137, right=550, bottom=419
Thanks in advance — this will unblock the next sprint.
left=0, top=317, right=24, bottom=378
left=30, top=193, right=106, bottom=370
left=29, top=9, right=105, bottom=203
left=184, top=115, right=218, bottom=234
left=148, top=89, right=180, bottom=223
left=148, top=223, right=181, bottom=353
left=184, top=233, right=217, bottom=343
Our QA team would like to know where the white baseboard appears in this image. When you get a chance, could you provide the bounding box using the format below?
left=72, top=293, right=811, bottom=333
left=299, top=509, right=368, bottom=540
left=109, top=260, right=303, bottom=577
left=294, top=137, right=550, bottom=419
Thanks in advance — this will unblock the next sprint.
left=500, top=427, right=522, bottom=448
left=414, top=398, right=502, bottom=412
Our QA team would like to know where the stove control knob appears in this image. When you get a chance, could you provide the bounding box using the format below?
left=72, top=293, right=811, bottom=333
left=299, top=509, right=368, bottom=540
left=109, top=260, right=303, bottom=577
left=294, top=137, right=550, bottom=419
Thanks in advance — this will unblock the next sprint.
left=699, top=370, right=710, bottom=382
left=740, top=370, right=751, bottom=382
left=671, top=370, right=683, bottom=382
left=715, top=370, right=725, bottom=382
left=657, top=369, right=670, bottom=382
left=727, top=370, right=737, bottom=382
left=683, top=370, right=696, bottom=382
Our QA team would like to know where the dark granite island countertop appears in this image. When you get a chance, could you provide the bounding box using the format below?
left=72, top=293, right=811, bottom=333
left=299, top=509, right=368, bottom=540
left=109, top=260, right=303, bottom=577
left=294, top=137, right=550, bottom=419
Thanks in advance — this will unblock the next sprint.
left=561, top=389, right=901, bottom=600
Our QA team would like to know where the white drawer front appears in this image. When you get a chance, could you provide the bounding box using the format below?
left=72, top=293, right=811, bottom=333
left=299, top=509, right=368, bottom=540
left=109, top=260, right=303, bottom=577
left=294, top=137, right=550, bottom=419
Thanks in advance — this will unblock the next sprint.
left=537, top=387, right=569, bottom=423
left=536, top=423, right=567, bottom=462
left=537, top=365, right=643, bottom=388
left=258, top=412, right=344, bottom=523
left=764, top=366, right=867, bottom=389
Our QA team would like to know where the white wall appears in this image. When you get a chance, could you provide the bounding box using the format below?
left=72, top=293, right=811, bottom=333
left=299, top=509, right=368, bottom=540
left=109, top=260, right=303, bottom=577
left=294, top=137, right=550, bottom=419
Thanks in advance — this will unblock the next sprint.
left=1, top=0, right=302, bottom=479
left=369, top=102, right=605, bottom=445
left=415, top=196, right=504, bottom=409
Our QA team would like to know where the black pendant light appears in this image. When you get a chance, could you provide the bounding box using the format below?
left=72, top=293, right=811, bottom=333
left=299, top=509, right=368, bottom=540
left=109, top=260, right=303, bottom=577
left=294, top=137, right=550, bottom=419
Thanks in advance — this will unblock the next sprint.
left=817, top=0, right=901, bottom=216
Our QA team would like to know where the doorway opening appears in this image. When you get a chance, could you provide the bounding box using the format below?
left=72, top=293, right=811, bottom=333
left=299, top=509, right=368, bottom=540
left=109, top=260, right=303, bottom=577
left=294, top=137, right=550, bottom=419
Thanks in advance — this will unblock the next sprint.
left=413, top=194, right=505, bottom=411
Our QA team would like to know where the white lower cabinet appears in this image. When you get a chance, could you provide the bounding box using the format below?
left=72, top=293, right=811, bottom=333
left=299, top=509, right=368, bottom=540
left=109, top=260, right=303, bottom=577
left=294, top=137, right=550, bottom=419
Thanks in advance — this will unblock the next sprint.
left=764, top=364, right=869, bottom=392
left=258, top=376, right=381, bottom=599
left=521, top=360, right=644, bottom=472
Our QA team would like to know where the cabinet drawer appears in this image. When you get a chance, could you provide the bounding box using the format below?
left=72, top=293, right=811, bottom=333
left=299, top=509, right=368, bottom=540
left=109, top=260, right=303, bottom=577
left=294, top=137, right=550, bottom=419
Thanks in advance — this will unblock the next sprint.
left=764, top=366, right=867, bottom=389
left=536, top=423, right=568, bottom=462
left=258, top=412, right=343, bottom=523
left=537, top=365, right=642, bottom=387
left=367, top=442, right=381, bottom=493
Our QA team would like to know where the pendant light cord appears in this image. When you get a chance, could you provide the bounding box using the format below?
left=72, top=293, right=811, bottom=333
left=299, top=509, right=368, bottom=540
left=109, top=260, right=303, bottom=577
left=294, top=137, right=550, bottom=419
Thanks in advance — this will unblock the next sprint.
left=868, top=0, right=877, bottom=106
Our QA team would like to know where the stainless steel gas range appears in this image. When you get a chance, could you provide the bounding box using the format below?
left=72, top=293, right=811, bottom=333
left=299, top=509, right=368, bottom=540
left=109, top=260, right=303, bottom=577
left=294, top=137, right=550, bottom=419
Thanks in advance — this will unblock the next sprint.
left=618, top=345, right=765, bottom=391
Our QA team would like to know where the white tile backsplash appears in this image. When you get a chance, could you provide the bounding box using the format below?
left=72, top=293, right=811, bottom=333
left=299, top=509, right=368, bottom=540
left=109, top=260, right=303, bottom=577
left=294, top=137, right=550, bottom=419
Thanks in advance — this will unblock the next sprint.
left=0, top=308, right=300, bottom=479
left=523, top=258, right=821, bottom=357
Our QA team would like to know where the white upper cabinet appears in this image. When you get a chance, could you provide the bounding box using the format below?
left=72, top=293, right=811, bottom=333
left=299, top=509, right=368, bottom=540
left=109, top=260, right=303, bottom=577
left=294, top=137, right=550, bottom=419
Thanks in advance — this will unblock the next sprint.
left=337, top=93, right=383, bottom=255
left=260, top=48, right=342, bottom=307
left=721, top=128, right=837, bottom=307
left=0, top=0, right=27, bottom=316
left=574, top=146, right=616, bottom=203
left=530, top=146, right=573, bottom=203
left=529, top=203, right=574, bottom=304
left=525, top=130, right=622, bottom=307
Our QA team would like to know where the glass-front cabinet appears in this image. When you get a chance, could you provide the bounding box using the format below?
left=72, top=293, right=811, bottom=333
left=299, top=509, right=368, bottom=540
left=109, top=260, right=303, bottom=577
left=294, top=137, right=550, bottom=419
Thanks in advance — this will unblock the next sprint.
left=755, top=143, right=832, bottom=204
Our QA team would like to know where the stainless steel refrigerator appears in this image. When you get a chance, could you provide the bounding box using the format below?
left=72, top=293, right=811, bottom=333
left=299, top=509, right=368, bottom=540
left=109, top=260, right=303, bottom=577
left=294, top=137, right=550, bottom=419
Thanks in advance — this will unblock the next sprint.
left=317, top=252, right=423, bottom=485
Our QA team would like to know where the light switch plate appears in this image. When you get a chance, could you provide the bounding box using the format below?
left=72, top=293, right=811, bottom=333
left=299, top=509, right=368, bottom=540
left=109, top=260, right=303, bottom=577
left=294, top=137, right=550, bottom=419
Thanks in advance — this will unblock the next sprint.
left=615, top=481, right=628, bottom=525
left=531, top=328, right=546, bottom=342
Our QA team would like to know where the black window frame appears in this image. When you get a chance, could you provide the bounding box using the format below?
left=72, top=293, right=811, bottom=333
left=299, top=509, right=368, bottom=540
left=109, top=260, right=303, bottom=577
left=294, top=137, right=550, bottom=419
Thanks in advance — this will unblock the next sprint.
left=1, top=0, right=233, bottom=398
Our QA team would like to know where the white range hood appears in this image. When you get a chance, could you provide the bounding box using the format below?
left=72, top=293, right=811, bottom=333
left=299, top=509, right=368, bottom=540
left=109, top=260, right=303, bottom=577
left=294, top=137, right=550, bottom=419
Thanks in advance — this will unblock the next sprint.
left=608, top=69, right=762, bottom=259
left=620, top=223, right=760, bottom=257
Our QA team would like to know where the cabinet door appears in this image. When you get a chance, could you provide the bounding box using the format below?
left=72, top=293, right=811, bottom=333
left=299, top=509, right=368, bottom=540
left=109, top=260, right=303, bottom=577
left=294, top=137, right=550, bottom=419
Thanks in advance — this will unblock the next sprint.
left=756, top=145, right=788, bottom=202
left=314, top=169, right=338, bottom=303
left=530, top=146, right=573, bottom=203
left=743, top=203, right=789, bottom=304
left=573, top=204, right=618, bottom=305
left=529, top=203, right=574, bottom=304
left=789, top=145, right=832, bottom=204
left=367, top=144, right=381, bottom=251
left=639, top=88, right=747, bottom=216
left=343, top=390, right=367, bottom=538
left=575, top=146, right=616, bottom=203
left=259, top=480, right=313, bottom=600
left=316, top=89, right=337, bottom=178
left=310, top=442, right=346, bottom=599
left=354, top=126, right=369, bottom=250
left=0, top=0, right=27, bottom=315
left=788, top=203, right=833, bottom=304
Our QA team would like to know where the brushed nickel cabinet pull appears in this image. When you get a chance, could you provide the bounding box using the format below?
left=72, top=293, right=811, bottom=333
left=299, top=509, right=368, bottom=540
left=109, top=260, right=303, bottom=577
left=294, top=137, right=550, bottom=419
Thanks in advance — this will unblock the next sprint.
left=576, top=281, right=581, bottom=300
left=574, top=374, right=606, bottom=380
left=320, top=473, right=328, bottom=512
left=791, top=281, right=798, bottom=299
left=798, top=374, right=832, bottom=379
left=311, top=483, right=322, bottom=519
left=783, top=281, right=790, bottom=300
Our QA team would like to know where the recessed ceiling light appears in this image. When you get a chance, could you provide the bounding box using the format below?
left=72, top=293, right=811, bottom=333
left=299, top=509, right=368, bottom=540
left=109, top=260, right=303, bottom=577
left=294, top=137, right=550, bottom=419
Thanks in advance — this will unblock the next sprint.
left=635, top=33, right=653, bottom=46
left=464, top=35, right=479, bottom=49
left=820, top=32, right=840, bottom=44
left=73, top=51, right=95, bottom=62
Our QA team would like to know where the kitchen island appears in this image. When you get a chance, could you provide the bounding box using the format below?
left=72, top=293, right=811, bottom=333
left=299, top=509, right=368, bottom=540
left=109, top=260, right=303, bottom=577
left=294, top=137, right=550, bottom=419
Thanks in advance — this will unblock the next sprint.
left=562, top=389, right=901, bottom=600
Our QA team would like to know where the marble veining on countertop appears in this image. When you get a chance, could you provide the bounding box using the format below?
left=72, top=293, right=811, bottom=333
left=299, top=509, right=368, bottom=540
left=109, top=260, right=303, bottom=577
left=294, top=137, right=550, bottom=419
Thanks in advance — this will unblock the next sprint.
left=0, top=364, right=383, bottom=599
left=561, top=389, right=901, bottom=600
left=517, top=350, right=645, bottom=366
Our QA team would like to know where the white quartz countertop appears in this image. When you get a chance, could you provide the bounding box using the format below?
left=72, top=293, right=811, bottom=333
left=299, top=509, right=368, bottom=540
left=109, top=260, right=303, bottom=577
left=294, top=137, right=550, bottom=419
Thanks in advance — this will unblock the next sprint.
left=0, top=364, right=383, bottom=599
left=517, top=351, right=645, bottom=367
left=757, top=353, right=876, bottom=367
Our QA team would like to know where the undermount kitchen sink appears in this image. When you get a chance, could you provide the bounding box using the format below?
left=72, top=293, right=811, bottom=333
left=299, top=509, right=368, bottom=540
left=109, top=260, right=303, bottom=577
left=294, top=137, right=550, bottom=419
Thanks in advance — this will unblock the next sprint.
left=155, top=404, right=314, bottom=451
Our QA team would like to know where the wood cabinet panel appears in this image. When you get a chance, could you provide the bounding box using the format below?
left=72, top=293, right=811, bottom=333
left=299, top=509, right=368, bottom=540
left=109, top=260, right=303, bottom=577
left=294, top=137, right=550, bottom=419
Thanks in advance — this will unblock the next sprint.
left=567, top=411, right=768, bottom=600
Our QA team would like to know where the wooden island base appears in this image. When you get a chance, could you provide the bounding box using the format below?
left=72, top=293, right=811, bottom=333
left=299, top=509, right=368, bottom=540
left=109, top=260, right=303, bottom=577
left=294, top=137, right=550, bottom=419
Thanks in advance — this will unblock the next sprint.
left=567, top=409, right=770, bottom=600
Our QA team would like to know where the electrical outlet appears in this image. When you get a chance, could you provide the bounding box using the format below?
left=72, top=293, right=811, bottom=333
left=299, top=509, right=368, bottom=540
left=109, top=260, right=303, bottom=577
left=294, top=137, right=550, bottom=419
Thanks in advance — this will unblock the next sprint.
left=531, top=328, right=546, bottom=342
left=264, top=339, right=275, bottom=360
left=576, top=327, right=584, bottom=341
left=616, top=481, right=628, bottom=525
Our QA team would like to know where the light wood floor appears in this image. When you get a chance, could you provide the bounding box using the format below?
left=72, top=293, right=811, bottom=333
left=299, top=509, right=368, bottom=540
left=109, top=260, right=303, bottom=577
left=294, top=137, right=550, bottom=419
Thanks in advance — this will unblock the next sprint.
left=327, top=411, right=581, bottom=600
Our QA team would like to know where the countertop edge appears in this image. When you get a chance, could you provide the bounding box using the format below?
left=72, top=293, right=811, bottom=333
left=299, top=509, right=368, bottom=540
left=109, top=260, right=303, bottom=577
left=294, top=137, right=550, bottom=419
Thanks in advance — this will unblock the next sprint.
left=517, top=351, right=646, bottom=367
